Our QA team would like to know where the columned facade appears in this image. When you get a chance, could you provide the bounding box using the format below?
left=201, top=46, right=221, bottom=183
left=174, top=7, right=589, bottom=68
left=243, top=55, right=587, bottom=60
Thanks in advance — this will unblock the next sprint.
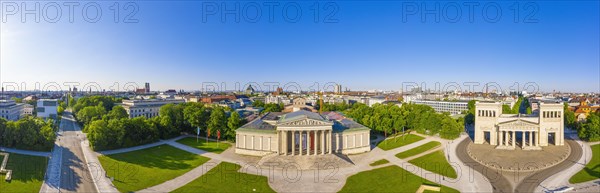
left=235, top=110, right=371, bottom=156
left=474, top=102, right=564, bottom=150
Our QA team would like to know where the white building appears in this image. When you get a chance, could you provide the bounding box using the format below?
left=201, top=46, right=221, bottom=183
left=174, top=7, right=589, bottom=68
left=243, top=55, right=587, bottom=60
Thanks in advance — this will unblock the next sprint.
left=0, top=100, right=31, bottom=121
left=235, top=110, right=371, bottom=156
left=474, top=101, right=564, bottom=150
left=36, top=99, right=59, bottom=119
left=121, top=99, right=185, bottom=118
left=411, top=99, right=469, bottom=114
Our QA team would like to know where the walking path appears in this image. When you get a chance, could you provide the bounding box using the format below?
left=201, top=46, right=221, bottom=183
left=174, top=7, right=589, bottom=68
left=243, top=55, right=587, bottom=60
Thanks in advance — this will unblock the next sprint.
left=80, top=139, right=119, bottom=193
left=137, top=159, right=222, bottom=193
left=38, top=144, right=62, bottom=193
left=96, top=135, right=187, bottom=155
left=0, top=146, right=51, bottom=157
left=535, top=133, right=598, bottom=193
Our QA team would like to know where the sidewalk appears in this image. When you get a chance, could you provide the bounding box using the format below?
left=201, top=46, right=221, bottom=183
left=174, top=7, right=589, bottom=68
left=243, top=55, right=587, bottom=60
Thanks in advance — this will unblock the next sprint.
left=38, top=143, right=62, bottom=193
left=96, top=135, right=187, bottom=155
left=80, top=139, right=120, bottom=193
left=0, top=146, right=51, bottom=157
left=536, top=134, right=596, bottom=192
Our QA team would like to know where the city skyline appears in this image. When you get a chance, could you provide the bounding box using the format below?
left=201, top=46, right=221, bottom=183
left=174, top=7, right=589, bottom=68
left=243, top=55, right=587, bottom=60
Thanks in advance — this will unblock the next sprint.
left=1, top=1, right=599, bottom=92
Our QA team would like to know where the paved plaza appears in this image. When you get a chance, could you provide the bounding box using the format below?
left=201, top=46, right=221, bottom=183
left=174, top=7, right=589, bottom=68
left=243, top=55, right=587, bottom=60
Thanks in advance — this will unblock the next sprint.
left=468, top=142, right=571, bottom=171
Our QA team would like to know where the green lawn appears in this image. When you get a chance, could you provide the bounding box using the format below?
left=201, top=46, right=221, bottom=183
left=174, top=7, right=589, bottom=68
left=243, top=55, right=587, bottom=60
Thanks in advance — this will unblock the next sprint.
left=98, top=145, right=210, bottom=193
left=369, top=159, right=390, bottom=166
left=377, top=134, right=424, bottom=151
left=396, top=141, right=442, bottom=159
left=339, top=165, right=459, bottom=193
left=172, top=162, right=275, bottom=193
left=176, top=137, right=232, bottom=154
left=409, top=150, right=457, bottom=179
left=0, top=152, right=48, bottom=193
left=570, top=144, right=600, bottom=183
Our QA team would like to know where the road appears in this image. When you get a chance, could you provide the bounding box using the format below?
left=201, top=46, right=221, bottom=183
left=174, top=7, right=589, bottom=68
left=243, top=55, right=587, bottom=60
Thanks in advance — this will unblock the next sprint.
left=515, top=139, right=583, bottom=193
left=456, top=138, right=513, bottom=193
left=58, top=111, right=97, bottom=193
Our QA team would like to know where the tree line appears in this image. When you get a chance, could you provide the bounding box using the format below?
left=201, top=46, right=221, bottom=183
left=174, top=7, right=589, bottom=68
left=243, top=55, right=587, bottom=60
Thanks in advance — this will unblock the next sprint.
left=563, top=102, right=600, bottom=141
left=0, top=117, right=56, bottom=151
left=344, top=102, right=464, bottom=140
left=73, top=96, right=246, bottom=151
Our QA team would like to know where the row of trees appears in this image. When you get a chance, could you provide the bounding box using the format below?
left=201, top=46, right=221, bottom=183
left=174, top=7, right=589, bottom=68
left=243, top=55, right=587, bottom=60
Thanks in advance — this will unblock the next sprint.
left=502, top=97, right=531, bottom=114
left=74, top=96, right=246, bottom=150
left=563, top=102, right=600, bottom=141
left=344, top=103, right=464, bottom=140
left=0, top=117, right=56, bottom=151
left=576, top=112, right=600, bottom=141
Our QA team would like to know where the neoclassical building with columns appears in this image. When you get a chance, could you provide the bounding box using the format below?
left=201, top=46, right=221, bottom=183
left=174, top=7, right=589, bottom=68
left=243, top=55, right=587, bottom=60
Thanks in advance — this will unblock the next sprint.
left=235, top=110, right=371, bottom=156
left=474, top=101, right=564, bottom=150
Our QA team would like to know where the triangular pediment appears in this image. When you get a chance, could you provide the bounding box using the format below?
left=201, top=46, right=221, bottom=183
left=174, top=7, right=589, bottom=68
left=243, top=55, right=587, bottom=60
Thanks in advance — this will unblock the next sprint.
left=497, top=119, right=538, bottom=127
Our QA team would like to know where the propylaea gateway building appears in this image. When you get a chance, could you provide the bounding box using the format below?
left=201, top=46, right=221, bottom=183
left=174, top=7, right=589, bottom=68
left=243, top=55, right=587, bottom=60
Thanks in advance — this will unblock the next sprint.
left=474, top=101, right=564, bottom=150
left=235, top=110, right=371, bottom=156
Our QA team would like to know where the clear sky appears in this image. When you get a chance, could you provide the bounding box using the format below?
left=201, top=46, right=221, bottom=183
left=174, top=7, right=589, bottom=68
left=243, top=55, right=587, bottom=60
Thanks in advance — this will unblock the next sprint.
left=1, top=1, right=598, bottom=93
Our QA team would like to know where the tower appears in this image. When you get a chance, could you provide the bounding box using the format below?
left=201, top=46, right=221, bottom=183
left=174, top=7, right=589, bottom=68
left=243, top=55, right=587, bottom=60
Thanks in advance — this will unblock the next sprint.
left=145, top=83, right=150, bottom=93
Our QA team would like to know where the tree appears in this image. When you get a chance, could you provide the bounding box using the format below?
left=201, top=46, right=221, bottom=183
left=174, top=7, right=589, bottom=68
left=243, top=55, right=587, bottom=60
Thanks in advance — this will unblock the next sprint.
left=564, top=102, right=576, bottom=129
left=76, top=105, right=106, bottom=127
left=578, top=112, right=600, bottom=141
left=208, top=107, right=227, bottom=137
left=10, top=97, right=23, bottom=103
left=183, top=102, right=210, bottom=130
left=226, top=111, right=241, bottom=140
left=106, top=106, right=128, bottom=120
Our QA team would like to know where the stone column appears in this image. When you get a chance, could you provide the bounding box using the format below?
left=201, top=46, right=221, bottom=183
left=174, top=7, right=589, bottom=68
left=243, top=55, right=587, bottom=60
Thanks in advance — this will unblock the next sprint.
left=307, top=131, right=311, bottom=155
left=283, top=131, right=287, bottom=155
left=314, top=131, right=318, bottom=155
left=292, top=131, right=295, bottom=155
left=512, top=131, right=516, bottom=148
left=535, top=131, right=539, bottom=146
left=521, top=131, right=525, bottom=148
left=529, top=131, right=532, bottom=146
left=321, top=130, right=325, bottom=155
left=299, top=131, right=303, bottom=156
left=499, top=131, right=503, bottom=146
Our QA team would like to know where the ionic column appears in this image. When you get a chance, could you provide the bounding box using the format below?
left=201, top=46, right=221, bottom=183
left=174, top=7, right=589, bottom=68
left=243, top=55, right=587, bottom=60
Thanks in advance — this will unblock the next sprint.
left=512, top=131, right=516, bottom=148
left=283, top=131, right=288, bottom=155
left=529, top=131, right=532, bottom=146
left=314, top=131, right=318, bottom=155
left=292, top=131, right=295, bottom=155
left=321, top=130, right=325, bottom=155
left=299, top=131, right=303, bottom=155
left=521, top=131, right=525, bottom=148
left=329, top=131, right=333, bottom=154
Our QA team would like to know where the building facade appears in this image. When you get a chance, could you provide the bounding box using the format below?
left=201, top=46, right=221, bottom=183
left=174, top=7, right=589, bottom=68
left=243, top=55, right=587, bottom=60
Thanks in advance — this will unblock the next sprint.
left=0, top=100, right=30, bottom=121
left=235, top=110, right=371, bottom=156
left=411, top=99, right=468, bottom=115
left=36, top=99, right=58, bottom=119
left=474, top=101, right=564, bottom=150
left=121, top=99, right=185, bottom=118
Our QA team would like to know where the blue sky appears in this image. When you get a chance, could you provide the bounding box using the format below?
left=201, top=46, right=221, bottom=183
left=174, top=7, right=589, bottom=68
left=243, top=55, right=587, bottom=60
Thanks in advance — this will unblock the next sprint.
left=1, top=1, right=598, bottom=93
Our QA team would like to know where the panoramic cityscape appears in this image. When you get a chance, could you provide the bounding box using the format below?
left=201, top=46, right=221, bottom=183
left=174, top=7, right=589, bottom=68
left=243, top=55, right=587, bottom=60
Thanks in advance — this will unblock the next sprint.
left=0, top=1, right=599, bottom=193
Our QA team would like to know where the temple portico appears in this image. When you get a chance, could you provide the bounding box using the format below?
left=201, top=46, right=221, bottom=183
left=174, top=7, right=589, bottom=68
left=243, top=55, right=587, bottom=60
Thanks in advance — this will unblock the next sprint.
left=474, top=101, right=564, bottom=150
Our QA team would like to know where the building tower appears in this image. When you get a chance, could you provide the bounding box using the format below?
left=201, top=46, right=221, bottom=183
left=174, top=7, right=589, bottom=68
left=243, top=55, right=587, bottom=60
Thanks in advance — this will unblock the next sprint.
left=145, top=83, right=150, bottom=93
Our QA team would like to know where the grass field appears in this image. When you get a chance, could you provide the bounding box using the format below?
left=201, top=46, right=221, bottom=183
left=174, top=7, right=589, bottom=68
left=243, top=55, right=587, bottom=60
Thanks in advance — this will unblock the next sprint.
left=172, top=162, right=275, bottom=193
left=569, top=144, right=600, bottom=183
left=176, top=137, right=232, bottom=154
left=408, top=150, right=457, bottom=179
left=0, top=152, right=48, bottom=193
left=369, top=159, right=390, bottom=166
left=377, top=134, right=424, bottom=151
left=339, top=165, right=459, bottom=193
left=396, top=141, right=441, bottom=159
left=98, top=145, right=210, bottom=193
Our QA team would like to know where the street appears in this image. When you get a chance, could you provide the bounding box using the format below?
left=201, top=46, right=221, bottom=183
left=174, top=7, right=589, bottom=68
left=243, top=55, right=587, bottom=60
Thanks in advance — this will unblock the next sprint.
left=58, top=111, right=97, bottom=193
